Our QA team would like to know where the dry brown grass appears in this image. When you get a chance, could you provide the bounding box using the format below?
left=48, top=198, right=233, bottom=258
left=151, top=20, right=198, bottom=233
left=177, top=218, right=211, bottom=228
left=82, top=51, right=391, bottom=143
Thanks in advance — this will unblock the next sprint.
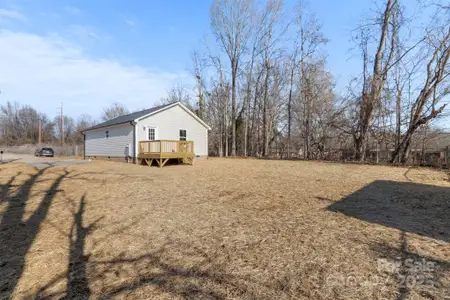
left=0, top=158, right=449, bottom=299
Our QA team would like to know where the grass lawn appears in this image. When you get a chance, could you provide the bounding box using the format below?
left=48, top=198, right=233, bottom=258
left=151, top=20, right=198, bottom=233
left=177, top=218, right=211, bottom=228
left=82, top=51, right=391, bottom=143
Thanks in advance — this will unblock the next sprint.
left=0, top=158, right=449, bottom=299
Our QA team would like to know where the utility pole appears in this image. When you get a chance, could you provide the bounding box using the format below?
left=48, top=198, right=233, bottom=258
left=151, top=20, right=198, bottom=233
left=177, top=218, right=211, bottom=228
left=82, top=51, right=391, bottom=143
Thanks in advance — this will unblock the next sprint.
left=38, top=119, right=42, bottom=146
left=59, top=102, right=63, bottom=146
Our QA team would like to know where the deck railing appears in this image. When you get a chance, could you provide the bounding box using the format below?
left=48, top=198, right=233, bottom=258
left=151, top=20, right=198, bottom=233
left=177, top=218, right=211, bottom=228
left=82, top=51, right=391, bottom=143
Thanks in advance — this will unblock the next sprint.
left=138, top=140, right=194, bottom=156
left=138, top=140, right=195, bottom=167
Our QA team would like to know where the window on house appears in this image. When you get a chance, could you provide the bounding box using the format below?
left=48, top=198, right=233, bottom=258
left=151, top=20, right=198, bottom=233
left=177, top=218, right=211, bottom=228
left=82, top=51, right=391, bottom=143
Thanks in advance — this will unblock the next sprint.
left=148, top=128, right=156, bottom=141
left=179, top=129, right=187, bottom=141
left=105, top=130, right=109, bottom=139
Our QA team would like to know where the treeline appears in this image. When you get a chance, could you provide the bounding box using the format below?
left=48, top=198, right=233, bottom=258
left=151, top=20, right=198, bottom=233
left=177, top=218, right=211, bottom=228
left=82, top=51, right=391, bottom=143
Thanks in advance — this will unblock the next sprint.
left=0, top=101, right=129, bottom=146
left=184, top=0, right=449, bottom=163
left=2, top=0, right=448, bottom=165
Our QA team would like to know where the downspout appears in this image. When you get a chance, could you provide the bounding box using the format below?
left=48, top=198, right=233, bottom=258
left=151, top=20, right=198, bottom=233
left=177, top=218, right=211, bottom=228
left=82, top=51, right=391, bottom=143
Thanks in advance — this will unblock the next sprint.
left=82, top=131, right=86, bottom=160
left=130, top=121, right=137, bottom=163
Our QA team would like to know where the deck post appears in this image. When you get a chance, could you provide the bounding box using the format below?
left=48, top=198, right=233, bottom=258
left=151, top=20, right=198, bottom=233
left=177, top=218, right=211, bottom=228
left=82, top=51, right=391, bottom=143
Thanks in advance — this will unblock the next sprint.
left=159, top=140, right=162, bottom=168
left=161, top=158, right=169, bottom=168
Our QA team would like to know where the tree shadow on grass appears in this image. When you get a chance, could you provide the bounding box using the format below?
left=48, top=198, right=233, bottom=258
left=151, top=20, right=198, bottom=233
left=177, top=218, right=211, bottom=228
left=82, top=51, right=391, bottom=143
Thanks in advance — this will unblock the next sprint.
left=0, top=171, right=22, bottom=204
left=29, top=192, right=102, bottom=300
left=0, top=167, right=68, bottom=299
left=91, top=243, right=253, bottom=300
left=66, top=193, right=103, bottom=299
left=327, top=180, right=450, bottom=243
left=36, top=238, right=282, bottom=299
left=3, top=167, right=279, bottom=300
left=2, top=167, right=296, bottom=299
left=34, top=228, right=284, bottom=300
left=22, top=168, right=263, bottom=300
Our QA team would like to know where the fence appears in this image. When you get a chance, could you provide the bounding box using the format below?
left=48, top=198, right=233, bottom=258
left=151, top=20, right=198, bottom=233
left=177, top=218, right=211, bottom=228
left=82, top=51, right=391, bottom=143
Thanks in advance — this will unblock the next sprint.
left=269, top=146, right=450, bottom=168
left=358, top=148, right=448, bottom=168
left=0, top=144, right=83, bottom=157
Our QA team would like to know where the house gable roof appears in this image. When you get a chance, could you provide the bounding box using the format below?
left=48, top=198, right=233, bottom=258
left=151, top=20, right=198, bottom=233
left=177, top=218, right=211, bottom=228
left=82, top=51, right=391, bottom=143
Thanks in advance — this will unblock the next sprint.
left=135, top=102, right=211, bottom=130
left=82, top=102, right=211, bottom=132
left=82, top=103, right=173, bottom=132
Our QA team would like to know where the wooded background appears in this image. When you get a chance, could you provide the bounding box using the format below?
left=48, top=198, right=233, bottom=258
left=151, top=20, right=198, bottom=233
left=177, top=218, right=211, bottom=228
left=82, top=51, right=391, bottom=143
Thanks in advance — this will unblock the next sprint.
left=1, top=0, right=449, bottom=167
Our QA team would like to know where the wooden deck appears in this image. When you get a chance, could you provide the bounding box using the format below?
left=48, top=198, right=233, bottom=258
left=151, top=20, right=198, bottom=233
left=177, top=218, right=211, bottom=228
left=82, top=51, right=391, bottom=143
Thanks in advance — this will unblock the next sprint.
left=138, top=140, right=195, bottom=167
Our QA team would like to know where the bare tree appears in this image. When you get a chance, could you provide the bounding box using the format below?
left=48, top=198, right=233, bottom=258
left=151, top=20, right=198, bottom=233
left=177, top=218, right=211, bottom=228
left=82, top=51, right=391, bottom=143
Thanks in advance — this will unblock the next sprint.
left=0, top=101, right=55, bottom=145
left=240, top=0, right=284, bottom=156
left=352, top=0, right=399, bottom=161
left=257, top=0, right=284, bottom=156
left=295, top=2, right=328, bottom=159
left=391, top=26, right=450, bottom=163
left=190, top=51, right=206, bottom=119
left=101, top=103, right=129, bottom=121
left=160, top=84, right=195, bottom=111
left=210, top=0, right=254, bottom=156
left=75, top=114, right=96, bottom=145
left=195, top=0, right=448, bottom=165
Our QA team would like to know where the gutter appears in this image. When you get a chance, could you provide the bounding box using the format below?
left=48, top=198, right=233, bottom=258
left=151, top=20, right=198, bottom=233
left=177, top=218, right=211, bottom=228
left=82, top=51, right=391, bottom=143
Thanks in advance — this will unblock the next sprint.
left=82, top=120, right=133, bottom=133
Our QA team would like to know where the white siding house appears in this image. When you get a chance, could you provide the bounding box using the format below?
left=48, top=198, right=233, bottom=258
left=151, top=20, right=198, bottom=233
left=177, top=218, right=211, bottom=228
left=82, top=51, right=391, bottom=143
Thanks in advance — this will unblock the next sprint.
left=85, top=123, right=135, bottom=157
left=83, top=102, right=210, bottom=162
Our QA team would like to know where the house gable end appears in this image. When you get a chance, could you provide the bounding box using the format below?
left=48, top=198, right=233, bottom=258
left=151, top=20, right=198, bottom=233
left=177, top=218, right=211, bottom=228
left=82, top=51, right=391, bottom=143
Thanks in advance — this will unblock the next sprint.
left=135, top=102, right=211, bottom=130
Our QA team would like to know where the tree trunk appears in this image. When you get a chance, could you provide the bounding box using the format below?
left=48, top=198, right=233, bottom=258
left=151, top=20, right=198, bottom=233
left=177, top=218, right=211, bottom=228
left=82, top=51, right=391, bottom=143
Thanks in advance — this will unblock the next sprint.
left=287, top=59, right=295, bottom=159
left=218, top=117, right=223, bottom=157
left=304, top=77, right=312, bottom=160
left=287, top=88, right=292, bottom=159
left=400, top=131, right=413, bottom=163
left=354, top=136, right=365, bottom=161
left=251, top=79, right=260, bottom=156
left=262, top=61, right=270, bottom=157
left=244, top=54, right=255, bottom=157
left=303, top=96, right=310, bottom=159
left=392, top=125, right=415, bottom=164
left=395, top=85, right=401, bottom=162
left=224, top=87, right=229, bottom=157
left=243, top=97, right=249, bottom=157
left=231, top=63, right=237, bottom=156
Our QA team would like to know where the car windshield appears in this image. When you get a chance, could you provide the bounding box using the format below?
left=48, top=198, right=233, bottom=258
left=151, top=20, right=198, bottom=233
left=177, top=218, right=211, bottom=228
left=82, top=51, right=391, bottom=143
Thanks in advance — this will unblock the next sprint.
left=42, top=148, right=53, bottom=151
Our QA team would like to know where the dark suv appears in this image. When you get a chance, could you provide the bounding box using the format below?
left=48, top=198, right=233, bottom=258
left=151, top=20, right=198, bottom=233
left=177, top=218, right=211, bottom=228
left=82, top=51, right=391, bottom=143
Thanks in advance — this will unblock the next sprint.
left=35, top=147, right=54, bottom=157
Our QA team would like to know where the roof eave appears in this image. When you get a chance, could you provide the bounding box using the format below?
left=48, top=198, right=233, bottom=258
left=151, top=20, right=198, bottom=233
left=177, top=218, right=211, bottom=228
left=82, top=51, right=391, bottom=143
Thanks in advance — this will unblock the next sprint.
left=82, top=120, right=135, bottom=133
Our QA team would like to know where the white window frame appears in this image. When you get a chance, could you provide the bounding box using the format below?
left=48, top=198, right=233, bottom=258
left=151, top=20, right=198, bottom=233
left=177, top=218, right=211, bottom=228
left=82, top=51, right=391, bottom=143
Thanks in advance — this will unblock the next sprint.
left=147, top=126, right=158, bottom=141
left=179, top=128, right=187, bottom=141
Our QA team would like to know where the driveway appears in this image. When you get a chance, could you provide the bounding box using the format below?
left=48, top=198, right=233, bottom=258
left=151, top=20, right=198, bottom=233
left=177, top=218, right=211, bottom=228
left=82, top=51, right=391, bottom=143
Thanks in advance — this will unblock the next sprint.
left=0, top=153, right=91, bottom=166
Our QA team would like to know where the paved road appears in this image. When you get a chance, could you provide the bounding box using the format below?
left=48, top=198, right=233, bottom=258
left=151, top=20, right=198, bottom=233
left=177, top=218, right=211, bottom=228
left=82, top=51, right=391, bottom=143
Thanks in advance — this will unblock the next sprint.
left=0, top=153, right=91, bottom=166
